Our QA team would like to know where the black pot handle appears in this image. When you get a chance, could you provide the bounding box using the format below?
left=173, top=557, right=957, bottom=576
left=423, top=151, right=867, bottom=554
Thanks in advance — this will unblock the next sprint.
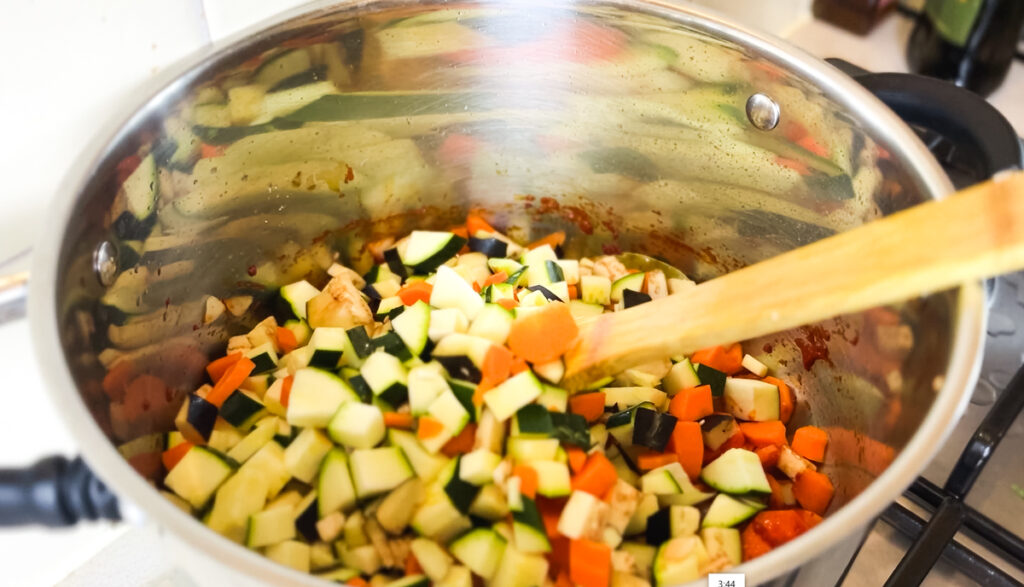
left=0, top=455, right=121, bottom=527
left=827, top=58, right=1022, bottom=186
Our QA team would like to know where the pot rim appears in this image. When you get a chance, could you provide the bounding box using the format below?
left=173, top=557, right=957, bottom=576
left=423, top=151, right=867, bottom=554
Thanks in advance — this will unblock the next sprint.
left=29, top=0, right=984, bottom=585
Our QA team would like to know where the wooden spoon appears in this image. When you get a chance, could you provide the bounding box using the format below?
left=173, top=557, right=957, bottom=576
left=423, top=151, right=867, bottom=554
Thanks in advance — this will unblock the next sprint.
left=562, top=170, right=1024, bottom=389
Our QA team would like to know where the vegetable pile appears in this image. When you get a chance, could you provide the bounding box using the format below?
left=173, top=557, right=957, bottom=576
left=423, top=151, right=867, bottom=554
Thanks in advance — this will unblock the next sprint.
left=159, top=214, right=835, bottom=586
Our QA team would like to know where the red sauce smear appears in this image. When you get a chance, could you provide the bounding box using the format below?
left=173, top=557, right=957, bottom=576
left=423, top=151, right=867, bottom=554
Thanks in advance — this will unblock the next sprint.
left=535, top=197, right=594, bottom=235
left=794, top=326, right=832, bottom=370
left=247, top=265, right=258, bottom=277
left=762, top=343, right=773, bottom=353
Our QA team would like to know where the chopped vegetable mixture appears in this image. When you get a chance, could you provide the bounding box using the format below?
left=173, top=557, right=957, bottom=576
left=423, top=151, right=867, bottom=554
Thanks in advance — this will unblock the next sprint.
left=158, top=214, right=834, bottom=586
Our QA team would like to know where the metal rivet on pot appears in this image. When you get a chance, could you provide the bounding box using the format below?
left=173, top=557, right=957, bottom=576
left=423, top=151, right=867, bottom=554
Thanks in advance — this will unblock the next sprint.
left=93, top=241, right=118, bottom=287
left=746, top=93, right=780, bottom=131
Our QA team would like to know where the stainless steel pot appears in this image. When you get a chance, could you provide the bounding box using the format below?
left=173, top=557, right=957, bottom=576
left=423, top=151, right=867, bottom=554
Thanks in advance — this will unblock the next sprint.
left=8, top=0, right=989, bottom=585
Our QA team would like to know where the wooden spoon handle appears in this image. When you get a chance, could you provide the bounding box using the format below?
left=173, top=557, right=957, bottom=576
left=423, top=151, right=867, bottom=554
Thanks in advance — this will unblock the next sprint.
left=563, top=170, right=1024, bottom=389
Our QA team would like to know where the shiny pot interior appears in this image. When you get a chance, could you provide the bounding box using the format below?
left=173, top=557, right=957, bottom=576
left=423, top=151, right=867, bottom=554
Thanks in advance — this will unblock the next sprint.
left=36, top=0, right=982, bottom=584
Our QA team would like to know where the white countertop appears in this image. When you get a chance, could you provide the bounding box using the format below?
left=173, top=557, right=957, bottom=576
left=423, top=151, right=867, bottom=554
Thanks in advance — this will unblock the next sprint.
left=0, top=2, right=1020, bottom=586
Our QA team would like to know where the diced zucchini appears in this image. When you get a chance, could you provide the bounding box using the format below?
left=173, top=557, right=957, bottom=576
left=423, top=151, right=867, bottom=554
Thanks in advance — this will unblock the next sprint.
left=411, top=491, right=472, bottom=543
left=701, top=527, right=742, bottom=567
left=440, top=458, right=481, bottom=514
left=557, top=490, right=609, bottom=540
left=278, top=280, right=320, bottom=321
left=246, top=342, right=279, bottom=375
left=318, top=448, right=357, bottom=516
left=287, top=368, right=358, bottom=427
left=392, top=300, right=431, bottom=356
left=265, top=540, right=310, bottom=573
left=328, top=401, right=385, bottom=449
left=512, top=404, right=554, bottom=438
left=610, top=273, right=645, bottom=303
left=411, top=537, right=453, bottom=583
left=360, top=351, right=409, bottom=407
left=469, top=482, right=510, bottom=520
left=226, top=416, right=279, bottom=463
left=537, top=385, right=568, bottom=413
left=522, top=245, right=559, bottom=287
left=603, top=387, right=668, bottom=411
left=741, top=354, right=769, bottom=377
left=511, top=497, right=550, bottom=553
left=401, top=231, right=467, bottom=273
left=420, top=389, right=471, bottom=453
left=533, top=359, right=565, bottom=384
left=568, top=299, right=605, bottom=321
left=652, top=536, right=706, bottom=586
left=349, top=447, right=414, bottom=498
left=483, top=371, right=544, bottom=422
left=662, top=358, right=701, bottom=395
left=491, top=547, right=549, bottom=587
left=531, top=460, right=572, bottom=498
left=386, top=575, right=429, bottom=587
left=507, top=437, right=560, bottom=462
left=307, top=327, right=350, bottom=369
left=428, top=308, right=469, bottom=342
left=625, top=493, right=660, bottom=536
left=247, top=504, right=296, bottom=547
left=376, top=478, right=426, bottom=534
left=696, top=363, right=727, bottom=397
left=458, top=449, right=502, bottom=485
left=467, top=303, right=514, bottom=345
left=700, top=448, right=772, bottom=494
left=722, top=377, right=780, bottom=421
left=239, top=441, right=291, bottom=500
left=702, top=493, right=765, bottom=528
left=430, top=265, right=484, bottom=320
left=388, top=428, right=450, bottom=482
left=164, top=447, right=233, bottom=508
left=407, top=363, right=451, bottom=415
left=339, top=543, right=380, bottom=575
left=283, top=427, right=333, bottom=483
left=641, top=463, right=714, bottom=506
left=580, top=275, right=612, bottom=305
left=449, top=528, right=506, bottom=581
left=122, top=153, right=158, bottom=220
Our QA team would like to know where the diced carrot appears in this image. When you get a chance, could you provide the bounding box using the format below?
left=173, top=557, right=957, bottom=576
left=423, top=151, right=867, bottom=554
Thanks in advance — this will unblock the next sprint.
left=507, top=302, right=579, bottom=364
left=384, top=412, right=414, bottom=429
left=161, top=442, right=193, bottom=471
left=279, top=375, right=294, bottom=408
left=449, top=226, right=469, bottom=239
left=667, top=385, right=713, bottom=421
left=405, top=551, right=423, bottom=576
left=791, top=426, right=828, bottom=462
left=482, top=345, right=514, bottom=384
left=567, top=284, right=578, bottom=300
left=797, top=508, right=824, bottom=529
left=764, top=376, right=794, bottom=424
left=510, top=355, right=530, bottom=374
left=441, top=423, right=477, bottom=456
left=793, top=470, right=834, bottom=515
left=482, top=271, right=509, bottom=288
left=417, top=416, right=445, bottom=440
left=397, top=281, right=433, bottom=306
left=750, top=509, right=814, bottom=546
left=473, top=377, right=497, bottom=407
left=566, top=447, right=588, bottom=474
left=466, top=212, right=498, bottom=236
left=513, top=464, right=539, bottom=499
left=690, top=343, right=744, bottom=375
left=666, top=421, right=703, bottom=479
left=497, top=298, right=519, bottom=310
left=527, top=231, right=567, bottom=251
left=538, top=497, right=567, bottom=539
left=636, top=452, right=678, bottom=471
left=472, top=281, right=482, bottom=293
left=571, top=453, right=617, bottom=497
left=346, top=578, right=369, bottom=587
left=568, top=391, right=605, bottom=423
left=742, top=523, right=773, bottom=561
left=756, top=445, right=780, bottom=470
left=569, top=539, right=611, bottom=587
left=200, top=144, right=224, bottom=159
left=102, top=360, right=136, bottom=401
left=205, top=357, right=256, bottom=407
left=276, top=327, right=298, bottom=354
left=206, top=352, right=243, bottom=383
left=115, top=154, right=142, bottom=184
left=739, top=421, right=787, bottom=448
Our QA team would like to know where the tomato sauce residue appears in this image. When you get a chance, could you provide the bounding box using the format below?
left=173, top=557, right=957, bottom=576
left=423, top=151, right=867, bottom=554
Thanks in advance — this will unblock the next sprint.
left=762, top=343, right=773, bottom=353
left=534, top=197, right=594, bottom=235
left=601, top=243, right=622, bottom=255
left=247, top=265, right=258, bottom=277
left=344, top=165, right=355, bottom=184
left=794, top=326, right=832, bottom=370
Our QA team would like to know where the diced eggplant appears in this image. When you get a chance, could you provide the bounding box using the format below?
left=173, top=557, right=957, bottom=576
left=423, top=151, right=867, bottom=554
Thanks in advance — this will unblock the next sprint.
left=632, top=408, right=677, bottom=452
left=468, top=237, right=508, bottom=258
left=622, top=289, right=652, bottom=308
left=700, top=414, right=741, bottom=452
